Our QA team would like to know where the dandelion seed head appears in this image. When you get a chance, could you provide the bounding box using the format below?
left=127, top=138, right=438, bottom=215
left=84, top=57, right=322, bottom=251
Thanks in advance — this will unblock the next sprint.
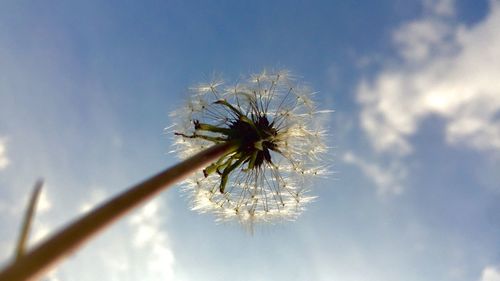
left=171, top=70, right=328, bottom=225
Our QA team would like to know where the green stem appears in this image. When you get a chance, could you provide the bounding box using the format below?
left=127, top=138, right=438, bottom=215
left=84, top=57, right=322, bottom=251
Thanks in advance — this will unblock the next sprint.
left=195, top=122, right=231, bottom=135
left=214, top=99, right=244, bottom=117
left=0, top=142, right=236, bottom=281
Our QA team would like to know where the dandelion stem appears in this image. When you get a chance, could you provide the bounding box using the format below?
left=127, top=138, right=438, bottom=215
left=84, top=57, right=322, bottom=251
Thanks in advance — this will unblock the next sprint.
left=0, top=142, right=236, bottom=281
left=15, top=180, right=43, bottom=260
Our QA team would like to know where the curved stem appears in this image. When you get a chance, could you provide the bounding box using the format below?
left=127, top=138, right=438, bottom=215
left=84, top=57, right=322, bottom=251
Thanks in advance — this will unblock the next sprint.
left=0, top=142, right=235, bottom=281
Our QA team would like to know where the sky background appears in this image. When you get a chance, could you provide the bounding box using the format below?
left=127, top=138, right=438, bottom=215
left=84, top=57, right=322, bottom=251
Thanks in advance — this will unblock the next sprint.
left=1, top=0, right=499, bottom=281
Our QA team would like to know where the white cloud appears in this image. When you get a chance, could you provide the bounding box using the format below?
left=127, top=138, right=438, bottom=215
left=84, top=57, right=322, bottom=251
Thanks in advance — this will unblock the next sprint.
left=78, top=188, right=107, bottom=214
left=357, top=0, right=500, bottom=156
left=0, top=138, right=9, bottom=170
left=36, top=188, right=52, bottom=213
left=129, top=199, right=175, bottom=281
left=31, top=188, right=53, bottom=245
left=480, top=266, right=500, bottom=281
left=36, top=194, right=177, bottom=281
left=342, top=151, right=406, bottom=195
left=424, top=0, right=455, bottom=16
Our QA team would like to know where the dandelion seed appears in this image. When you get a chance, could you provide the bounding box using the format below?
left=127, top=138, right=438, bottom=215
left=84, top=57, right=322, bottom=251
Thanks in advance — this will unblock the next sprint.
left=171, top=70, right=328, bottom=225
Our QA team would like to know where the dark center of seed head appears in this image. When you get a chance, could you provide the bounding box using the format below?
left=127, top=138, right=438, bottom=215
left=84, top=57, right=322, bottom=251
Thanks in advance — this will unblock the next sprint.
left=228, top=115, right=278, bottom=167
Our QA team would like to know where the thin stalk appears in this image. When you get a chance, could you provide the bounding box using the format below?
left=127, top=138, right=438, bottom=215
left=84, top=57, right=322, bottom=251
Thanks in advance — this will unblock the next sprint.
left=0, top=142, right=235, bottom=281
left=15, top=180, right=44, bottom=260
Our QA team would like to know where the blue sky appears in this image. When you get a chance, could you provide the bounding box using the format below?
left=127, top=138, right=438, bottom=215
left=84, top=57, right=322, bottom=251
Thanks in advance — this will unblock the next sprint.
left=1, top=0, right=499, bottom=281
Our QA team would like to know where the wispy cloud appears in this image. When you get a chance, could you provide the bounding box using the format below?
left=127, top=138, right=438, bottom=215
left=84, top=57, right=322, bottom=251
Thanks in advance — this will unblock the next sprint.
left=0, top=138, right=9, bottom=170
left=480, top=266, right=500, bottom=281
left=35, top=194, right=178, bottom=281
left=31, top=187, right=54, bottom=245
left=342, top=151, right=406, bottom=195
left=78, top=188, right=107, bottom=214
left=423, top=0, right=455, bottom=16
left=129, top=199, right=175, bottom=281
left=357, top=0, right=500, bottom=156
left=348, top=0, right=500, bottom=194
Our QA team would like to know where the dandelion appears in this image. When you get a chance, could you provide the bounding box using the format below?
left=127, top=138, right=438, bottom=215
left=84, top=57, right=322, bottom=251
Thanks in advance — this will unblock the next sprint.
left=172, top=70, right=328, bottom=224
left=0, top=70, right=328, bottom=281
